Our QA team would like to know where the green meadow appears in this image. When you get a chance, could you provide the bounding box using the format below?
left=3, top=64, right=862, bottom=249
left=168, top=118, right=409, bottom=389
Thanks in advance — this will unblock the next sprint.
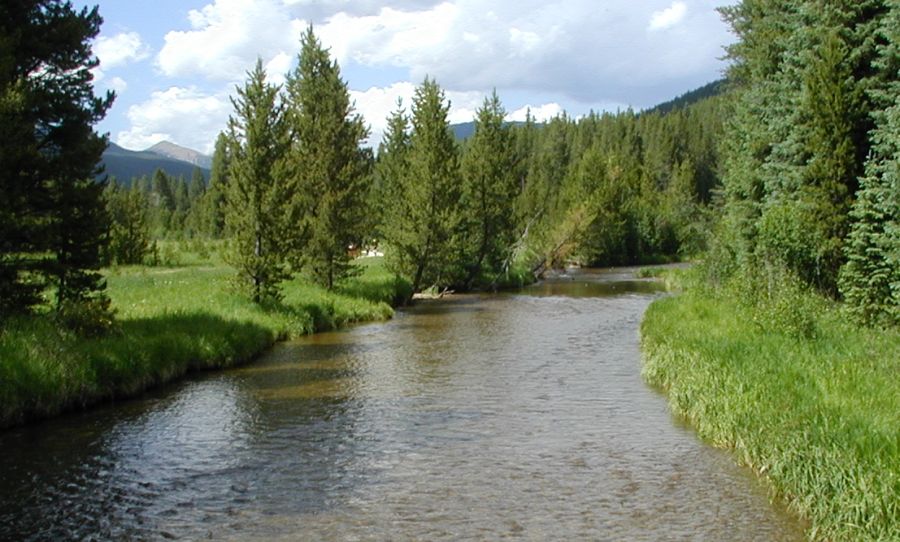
left=0, top=247, right=410, bottom=429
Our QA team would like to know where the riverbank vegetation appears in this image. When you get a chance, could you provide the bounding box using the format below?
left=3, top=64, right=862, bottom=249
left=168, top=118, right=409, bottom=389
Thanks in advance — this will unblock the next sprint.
left=642, top=270, right=900, bottom=541
left=0, top=248, right=406, bottom=429
left=641, top=2, right=900, bottom=540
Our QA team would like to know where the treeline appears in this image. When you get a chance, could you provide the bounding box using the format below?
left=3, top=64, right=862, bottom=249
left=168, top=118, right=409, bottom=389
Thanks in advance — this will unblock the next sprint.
left=111, top=27, right=723, bottom=303
left=708, top=0, right=900, bottom=327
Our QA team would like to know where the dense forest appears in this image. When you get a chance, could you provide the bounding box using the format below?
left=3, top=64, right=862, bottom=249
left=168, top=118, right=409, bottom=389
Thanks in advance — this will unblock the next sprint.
left=2, top=0, right=897, bottom=328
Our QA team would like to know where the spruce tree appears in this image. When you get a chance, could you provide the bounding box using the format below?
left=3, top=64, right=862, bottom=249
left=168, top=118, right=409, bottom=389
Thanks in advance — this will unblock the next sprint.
left=381, top=78, right=460, bottom=298
left=284, top=26, right=370, bottom=290
left=0, top=1, right=114, bottom=317
left=223, top=59, right=290, bottom=304
left=459, top=91, right=517, bottom=287
left=840, top=5, right=900, bottom=326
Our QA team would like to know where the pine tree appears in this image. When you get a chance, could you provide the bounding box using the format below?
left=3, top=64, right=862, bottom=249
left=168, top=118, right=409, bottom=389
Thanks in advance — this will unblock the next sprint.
left=284, top=26, right=370, bottom=289
left=0, top=1, right=114, bottom=318
left=223, top=59, right=290, bottom=304
left=381, top=78, right=460, bottom=298
left=459, top=91, right=517, bottom=287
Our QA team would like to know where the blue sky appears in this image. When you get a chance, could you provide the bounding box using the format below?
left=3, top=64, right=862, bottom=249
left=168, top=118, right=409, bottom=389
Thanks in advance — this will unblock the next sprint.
left=77, top=0, right=736, bottom=154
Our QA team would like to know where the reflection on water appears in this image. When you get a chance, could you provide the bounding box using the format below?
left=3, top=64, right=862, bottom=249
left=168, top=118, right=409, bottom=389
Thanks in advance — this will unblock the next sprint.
left=0, top=267, right=803, bottom=541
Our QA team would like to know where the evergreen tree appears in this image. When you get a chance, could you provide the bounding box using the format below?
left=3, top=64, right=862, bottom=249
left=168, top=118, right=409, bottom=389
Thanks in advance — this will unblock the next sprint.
left=381, top=78, right=460, bottom=298
left=374, top=101, right=411, bottom=252
left=373, top=98, right=411, bottom=242
left=189, top=167, right=206, bottom=202
left=459, top=91, right=517, bottom=287
left=223, top=59, right=290, bottom=303
left=104, top=181, right=152, bottom=265
left=284, top=26, right=370, bottom=289
left=0, top=0, right=114, bottom=317
left=201, top=132, right=230, bottom=237
left=840, top=5, right=900, bottom=326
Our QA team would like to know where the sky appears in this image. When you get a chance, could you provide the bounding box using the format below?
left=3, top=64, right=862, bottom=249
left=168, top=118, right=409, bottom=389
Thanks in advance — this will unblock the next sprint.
left=76, top=0, right=737, bottom=155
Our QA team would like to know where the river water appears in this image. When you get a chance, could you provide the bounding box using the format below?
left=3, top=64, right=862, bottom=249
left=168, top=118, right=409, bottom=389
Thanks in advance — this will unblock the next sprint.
left=0, top=268, right=803, bottom=541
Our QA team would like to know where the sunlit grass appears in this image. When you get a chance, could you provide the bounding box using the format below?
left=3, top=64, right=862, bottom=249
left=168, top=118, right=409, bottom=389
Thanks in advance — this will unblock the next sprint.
left=641, top=276, right=900, bottom=541
left=0, top=253, right=409, bottom=428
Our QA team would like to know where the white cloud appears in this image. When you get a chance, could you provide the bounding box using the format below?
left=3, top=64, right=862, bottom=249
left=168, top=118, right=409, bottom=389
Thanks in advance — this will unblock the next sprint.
left=506, top=103, right=563, bottom=123
left=350, top=82, right=489, bottom=146
left=117, top=86, right=231, bottom=154
left=157, top=0, right=303, bottom=81
left=350, top=82, right=416, bottom=146
left=94, top=32, right=151, bottom=70
left=107, top=77, right=129, bottom=94
left=649, top=1, right=688, bottom=31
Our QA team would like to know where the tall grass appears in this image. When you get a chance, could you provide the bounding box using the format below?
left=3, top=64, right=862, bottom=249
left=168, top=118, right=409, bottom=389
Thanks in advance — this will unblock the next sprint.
left=641, top=272, right=900, bottom=541
left=0, top=255, right=408, bottom=428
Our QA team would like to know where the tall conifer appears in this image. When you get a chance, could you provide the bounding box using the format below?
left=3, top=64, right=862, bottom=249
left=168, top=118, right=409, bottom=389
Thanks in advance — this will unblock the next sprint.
left=284, top=26, right=370, bottom=289
left=0, top=1, right=114, bottom=317
left=382, top=78, right=460, bottom=298
left=223, top=59, right=290, bottom=303
left=459, top=91, right=517, bottom=287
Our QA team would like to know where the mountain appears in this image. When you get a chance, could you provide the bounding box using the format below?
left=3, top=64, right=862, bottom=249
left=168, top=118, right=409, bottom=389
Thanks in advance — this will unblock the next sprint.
left=147, top=141, right=213, bottom=169
left=645, top=79, right=726, bottom=115
left=101, top=142, right=210, bottom=185
left=450, top=120, right=527, bottom=141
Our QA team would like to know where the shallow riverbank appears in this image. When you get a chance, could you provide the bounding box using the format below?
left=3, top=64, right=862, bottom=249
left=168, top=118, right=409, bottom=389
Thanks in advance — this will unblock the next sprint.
left=0, top=257, right=410, bottom=429
left=640, top=280, right=900, bottom=541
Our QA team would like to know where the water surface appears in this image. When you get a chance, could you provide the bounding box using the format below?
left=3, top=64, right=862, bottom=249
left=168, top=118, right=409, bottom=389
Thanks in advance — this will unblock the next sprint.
left=0, top=268, right=803, bottom=540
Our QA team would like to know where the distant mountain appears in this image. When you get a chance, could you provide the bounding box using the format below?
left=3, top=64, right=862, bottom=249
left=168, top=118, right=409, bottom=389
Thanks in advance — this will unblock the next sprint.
left=450, top=120, right=527, bottom=141
left=645, top=79, right=726, bottom=115
left=147, top=141, right=213, bottom=169
left=101, top=142, right=210, bottom=185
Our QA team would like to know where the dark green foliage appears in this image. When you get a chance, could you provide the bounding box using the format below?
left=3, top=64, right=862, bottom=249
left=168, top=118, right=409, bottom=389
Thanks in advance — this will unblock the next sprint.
left=381, top=78, right=461, bottom=298
left=840, top=5, right=900, bottom=326
left=199, top=132, right=230, bottom=238
left=458, top=91, right=518, bottom=287
left=104, top=182, right=153, bottom=265
left=714, top=0, right=894, bottom=299
left=0, top=0, right=113, bottom=320
left=223, top=59, right=291, bottom=304
left=373, top=99, right=411, bottom=242
left=284, top=26, right=371, bottom=290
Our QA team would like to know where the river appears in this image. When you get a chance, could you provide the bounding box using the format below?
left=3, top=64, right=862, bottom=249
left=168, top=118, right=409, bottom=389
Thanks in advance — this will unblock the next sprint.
left=0, top=267, right=803, bottom=540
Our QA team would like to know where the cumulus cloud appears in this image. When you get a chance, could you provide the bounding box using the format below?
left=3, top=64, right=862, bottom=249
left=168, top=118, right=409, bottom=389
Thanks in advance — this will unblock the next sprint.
left=158, top=0, right=303, bottom=81
left=313, top=0, right=730, bottom=106
left=116, top=87, right=231, bottom=153
left=94, top=32, right=151, bottom=69
left=649, top=1, right=688, bottom=31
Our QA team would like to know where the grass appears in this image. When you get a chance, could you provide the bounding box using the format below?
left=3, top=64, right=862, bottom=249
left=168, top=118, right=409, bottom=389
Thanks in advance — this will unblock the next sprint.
left=0, top=254, right=409, bottom=429
left=641, top=272, right=900, bottom=541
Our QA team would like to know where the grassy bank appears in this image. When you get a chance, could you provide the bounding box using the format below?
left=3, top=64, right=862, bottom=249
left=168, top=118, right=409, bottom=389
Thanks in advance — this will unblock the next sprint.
left=0, top=255, right=410, bottom=429
left=641, top=276, right=900, bottom=541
